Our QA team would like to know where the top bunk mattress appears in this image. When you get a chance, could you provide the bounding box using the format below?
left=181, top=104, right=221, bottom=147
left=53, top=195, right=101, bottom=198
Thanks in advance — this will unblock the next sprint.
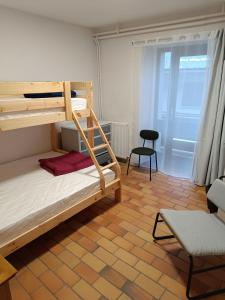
left=0, top=151, right=114, bottom=248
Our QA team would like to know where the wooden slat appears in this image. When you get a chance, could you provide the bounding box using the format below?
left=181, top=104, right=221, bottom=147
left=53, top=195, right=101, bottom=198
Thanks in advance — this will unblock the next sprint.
left=0, top=82, right=63, bottom=95
left=92, top=144, right=108, bottom=151
left=84, top=126, right=99, bottom=131
left=0, top=97, right=64, bottom=113
left=0, top=95, right=23, bottom=98
left=0, top=112, right=66, bottom=131
left=70, top=81, right=92, bottom=91
left=101, top=162, right=116, bottom=171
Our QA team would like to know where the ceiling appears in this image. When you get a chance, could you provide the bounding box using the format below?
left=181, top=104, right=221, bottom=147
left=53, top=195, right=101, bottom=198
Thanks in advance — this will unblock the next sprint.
left=0, top=0, right=222, bottom=29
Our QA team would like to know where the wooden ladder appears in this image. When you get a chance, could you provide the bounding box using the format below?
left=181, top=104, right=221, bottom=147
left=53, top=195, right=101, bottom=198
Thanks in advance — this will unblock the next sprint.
left=72, top=108, right=121, bottom=193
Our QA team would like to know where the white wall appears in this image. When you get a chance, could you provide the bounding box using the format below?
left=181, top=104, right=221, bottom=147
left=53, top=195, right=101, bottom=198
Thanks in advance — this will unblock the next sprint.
left=0, top=6, right=97, bottom=163
left=101, top=38, right=133, bottom=124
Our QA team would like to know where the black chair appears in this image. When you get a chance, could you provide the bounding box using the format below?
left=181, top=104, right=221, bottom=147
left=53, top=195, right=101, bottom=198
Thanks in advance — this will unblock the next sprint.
left=127, top=130, right=159, bottom=180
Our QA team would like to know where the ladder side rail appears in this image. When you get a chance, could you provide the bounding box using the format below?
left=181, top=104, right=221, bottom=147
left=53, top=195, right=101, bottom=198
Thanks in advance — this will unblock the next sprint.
left=90, top=108, right=121, bottom=178
left=87, top=116, right=94, bottom=148
left=72, top=112, right=106, bottom=193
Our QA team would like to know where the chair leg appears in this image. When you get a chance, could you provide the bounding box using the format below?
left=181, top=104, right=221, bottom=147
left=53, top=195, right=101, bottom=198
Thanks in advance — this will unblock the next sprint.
left=155, top=152, right=158, bottom=172
left=138, top=155, right=140, bottom=168
left=149, top=156, right=152, bottom=181
left=127, top=153, right=132, bottom=175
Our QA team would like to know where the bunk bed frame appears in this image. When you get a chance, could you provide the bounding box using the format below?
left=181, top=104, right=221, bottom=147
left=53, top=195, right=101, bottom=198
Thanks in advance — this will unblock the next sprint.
left=0, top=81, right=121, bottom=300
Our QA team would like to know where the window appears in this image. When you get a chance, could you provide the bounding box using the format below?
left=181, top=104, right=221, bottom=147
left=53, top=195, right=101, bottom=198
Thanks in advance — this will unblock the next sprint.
left=153, top=42, right=208, bottom=177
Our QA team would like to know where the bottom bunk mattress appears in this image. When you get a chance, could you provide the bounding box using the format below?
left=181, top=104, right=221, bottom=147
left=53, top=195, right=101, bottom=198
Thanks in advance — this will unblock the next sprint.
left=0, top=151, right=115, bottom=248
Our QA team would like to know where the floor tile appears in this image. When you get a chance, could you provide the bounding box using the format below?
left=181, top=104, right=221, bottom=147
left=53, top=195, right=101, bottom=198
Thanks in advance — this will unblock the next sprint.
left=100, top=266, right=127, bottom=289
left=56, top=286, right=81, bottom=300
left=74, top=262, right=99, bottom=284
left=8, top=165, right=220, bottom=300
left=55, top=265, right=80, bottom=286
left=81, top=252, right=105, bottom=272
left=93, top=277, right=122, bottom=300
left=73, top=279, right=100, bottom=300
left=40, top=270, right=63, bottom=293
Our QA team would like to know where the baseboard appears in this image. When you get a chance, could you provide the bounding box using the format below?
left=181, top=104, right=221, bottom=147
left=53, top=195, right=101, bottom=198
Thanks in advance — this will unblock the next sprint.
left=116, top=157, right=128, bottom=163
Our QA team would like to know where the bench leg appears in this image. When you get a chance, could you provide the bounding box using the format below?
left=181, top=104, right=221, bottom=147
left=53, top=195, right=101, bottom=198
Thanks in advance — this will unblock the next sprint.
left=152, top=212, right=174, bottom=240
left=186, top=256, right=225, bottom=299
left=153, top=213, right=225, bottom=299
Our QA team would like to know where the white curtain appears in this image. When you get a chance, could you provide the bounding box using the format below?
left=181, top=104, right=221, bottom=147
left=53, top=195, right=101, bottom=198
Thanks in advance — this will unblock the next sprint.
left=132, top=33, right=212, bottom=178
left=193, top=29, right=225, bottom=185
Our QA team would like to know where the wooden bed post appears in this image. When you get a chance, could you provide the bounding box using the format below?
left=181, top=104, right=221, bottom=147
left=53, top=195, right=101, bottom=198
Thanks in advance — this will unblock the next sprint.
left=0, top=282, right=12, bottom=300
left=0, top=256, right=17, bottom=300
left=51, top=123, right=58, bottom=151
left=64, top=81, right=72, bottom=121
left=115, top=183, right=122, bottom=202
left=50, top=81, right=72, bottom=153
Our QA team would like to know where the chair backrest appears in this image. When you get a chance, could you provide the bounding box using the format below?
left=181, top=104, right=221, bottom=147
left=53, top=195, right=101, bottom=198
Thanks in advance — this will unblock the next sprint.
left=140, top=130, right=159, bottom=148
left=207, top=179, right=225, bottom=212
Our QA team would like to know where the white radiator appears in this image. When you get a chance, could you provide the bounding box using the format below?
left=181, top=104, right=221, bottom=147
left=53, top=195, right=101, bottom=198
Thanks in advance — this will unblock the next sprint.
left=111, top=122, right=129, bottom=159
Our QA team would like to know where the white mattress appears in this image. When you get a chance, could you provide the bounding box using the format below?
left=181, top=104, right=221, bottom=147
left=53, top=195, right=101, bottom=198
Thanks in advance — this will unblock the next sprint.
left=0, top=97, right=87, bottom=120
left=71, top=97, right=87, bottom=111
left=0, top=151, right=114, bottom=247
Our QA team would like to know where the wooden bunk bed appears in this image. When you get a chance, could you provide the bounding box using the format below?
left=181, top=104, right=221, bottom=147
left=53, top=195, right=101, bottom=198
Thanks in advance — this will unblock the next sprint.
left=0, top=81, right=121, bottom=300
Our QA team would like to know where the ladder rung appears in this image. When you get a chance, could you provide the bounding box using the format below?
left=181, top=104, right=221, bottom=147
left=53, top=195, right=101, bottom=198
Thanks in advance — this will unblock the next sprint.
left=101, top=162, right=116, bottom=171
left=84, top=126, right=99, bottom=131
left=92, top=144, right=108, bottom=151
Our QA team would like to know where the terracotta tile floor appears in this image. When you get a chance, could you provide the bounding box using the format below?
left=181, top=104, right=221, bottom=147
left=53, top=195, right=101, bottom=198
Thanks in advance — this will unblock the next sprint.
left=7, top=165, right=225, bottom=300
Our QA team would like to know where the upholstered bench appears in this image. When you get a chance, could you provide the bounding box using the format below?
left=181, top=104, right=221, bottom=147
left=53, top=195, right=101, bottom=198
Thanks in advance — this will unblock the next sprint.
left=152, top=179, right=225, bottom=299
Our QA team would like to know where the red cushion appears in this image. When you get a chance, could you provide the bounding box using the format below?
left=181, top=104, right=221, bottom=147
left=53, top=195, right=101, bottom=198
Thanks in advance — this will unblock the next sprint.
left=39, top=151, right=93, bottom=176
